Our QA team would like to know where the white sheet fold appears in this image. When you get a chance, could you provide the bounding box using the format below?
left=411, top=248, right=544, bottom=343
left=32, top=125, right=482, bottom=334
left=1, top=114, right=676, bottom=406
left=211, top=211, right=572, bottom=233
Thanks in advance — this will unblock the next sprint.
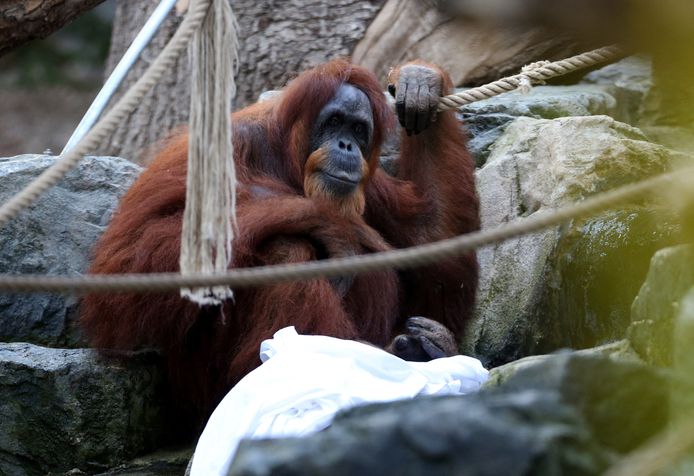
left=191, top=326, right=488, bottom=476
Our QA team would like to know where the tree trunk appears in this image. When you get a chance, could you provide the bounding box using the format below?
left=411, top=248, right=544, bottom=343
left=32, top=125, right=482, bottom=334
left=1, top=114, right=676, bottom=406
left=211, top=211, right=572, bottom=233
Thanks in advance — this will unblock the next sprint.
left=96, top=0, right=385, bottom=163
left=440, top=0, right=694, bottom=125
left=0, top=0, right=106, bottom=57
left=94, top=1, right=190, bottom=161
left=352, top=0, right=578, bottom=87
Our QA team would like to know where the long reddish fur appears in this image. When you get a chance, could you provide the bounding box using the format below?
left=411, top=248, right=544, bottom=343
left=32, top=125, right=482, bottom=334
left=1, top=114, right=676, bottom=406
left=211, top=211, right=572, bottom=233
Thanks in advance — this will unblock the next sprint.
left=79, top=59, right=479, bottom=432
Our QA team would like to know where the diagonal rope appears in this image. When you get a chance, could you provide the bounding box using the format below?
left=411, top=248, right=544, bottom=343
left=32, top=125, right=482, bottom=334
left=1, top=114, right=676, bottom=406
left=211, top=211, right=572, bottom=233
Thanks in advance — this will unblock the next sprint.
left=0, top=42, right=643, bottom=294
left=0, top=0, right=212, bottom=230
left=0, top=163, right=691, bottom=294
left=437, top=45, right=625, bottom=111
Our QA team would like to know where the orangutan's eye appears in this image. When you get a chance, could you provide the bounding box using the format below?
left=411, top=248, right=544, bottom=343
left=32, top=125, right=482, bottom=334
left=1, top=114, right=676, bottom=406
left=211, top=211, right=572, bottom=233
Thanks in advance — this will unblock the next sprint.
left=328, top=114, right=340, bottom=127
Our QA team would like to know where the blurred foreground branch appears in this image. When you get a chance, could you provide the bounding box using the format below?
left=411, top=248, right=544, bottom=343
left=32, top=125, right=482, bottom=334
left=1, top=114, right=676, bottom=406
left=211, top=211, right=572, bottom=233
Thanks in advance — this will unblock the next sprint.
left=0, top=0, right=106, bottom=57
left=438, top=0, right=694, bottom=48
left=441, top=0, right=694, bottom=127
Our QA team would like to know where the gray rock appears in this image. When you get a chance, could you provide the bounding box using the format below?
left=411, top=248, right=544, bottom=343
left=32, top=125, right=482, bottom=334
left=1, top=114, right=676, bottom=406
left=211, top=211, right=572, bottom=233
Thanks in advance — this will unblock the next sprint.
left=459, top=111, right=517, bottom=167
left=0, top=154, right=141, bottom=346
left=222, top=350, right=668, bottom=476
left=628, top=245, right=694, bottom=366
left=54, top=447, right=193, bottom=476
left=91, top=453, right=191, bottom=476
left=229, top=391, right=608, bottom=476
left=483, top=354, right=553, bottom=389
left=0, top=343, right=166, bottom=476
left=581, top=56, right=652, bottom=94
left=257, top=90, right=281, bottom=103
left=465, top=116, right=681, bottom=366
left=498, top=352, right=670, bottom=454
left=483, top=340, right=643, bottom=389
left=458, top=83, right=642, bottom=166
left=459, top=56, right=652, bottom=166
left=581, top=56, right=652, bottom=125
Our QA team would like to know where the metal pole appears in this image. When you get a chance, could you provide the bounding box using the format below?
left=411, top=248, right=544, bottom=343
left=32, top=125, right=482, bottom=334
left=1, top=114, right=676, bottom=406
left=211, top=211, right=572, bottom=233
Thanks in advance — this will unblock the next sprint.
left=60, top=0, right=179, bottom=155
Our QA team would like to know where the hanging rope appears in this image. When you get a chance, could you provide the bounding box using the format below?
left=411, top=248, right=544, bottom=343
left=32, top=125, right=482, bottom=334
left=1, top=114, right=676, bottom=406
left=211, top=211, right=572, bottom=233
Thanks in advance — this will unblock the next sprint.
left=180, top=0, right=239, bottom=305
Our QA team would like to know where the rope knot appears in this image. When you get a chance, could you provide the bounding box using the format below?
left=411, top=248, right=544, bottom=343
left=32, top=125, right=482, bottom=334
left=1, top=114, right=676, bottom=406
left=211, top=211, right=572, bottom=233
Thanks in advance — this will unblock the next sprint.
left=517, top=60, right=551, bottom=94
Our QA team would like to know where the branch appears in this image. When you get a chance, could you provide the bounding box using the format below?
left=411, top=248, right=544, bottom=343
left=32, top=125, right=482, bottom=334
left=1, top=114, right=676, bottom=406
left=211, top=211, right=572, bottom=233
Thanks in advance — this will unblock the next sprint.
left=0, top=0, right=107, bottom=57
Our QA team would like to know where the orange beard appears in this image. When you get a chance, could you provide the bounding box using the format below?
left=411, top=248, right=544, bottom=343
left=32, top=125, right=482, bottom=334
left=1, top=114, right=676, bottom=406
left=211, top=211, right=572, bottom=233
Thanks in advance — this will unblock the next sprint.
left=303, top=147, right=369, bottom=217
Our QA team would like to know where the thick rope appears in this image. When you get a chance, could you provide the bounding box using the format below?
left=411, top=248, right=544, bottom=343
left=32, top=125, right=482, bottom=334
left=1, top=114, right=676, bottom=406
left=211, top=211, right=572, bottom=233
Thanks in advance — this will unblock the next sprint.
left=0, top=44, right=623, bottom=231
left=0, top=43, right=639, bottom=293
left=0, top=164, right=691, bottom=294
left=0, top=0, right=212, bottom=230
left=437, top=45, right=625, bottom=111
left=180, top=0, right=239, bottom=305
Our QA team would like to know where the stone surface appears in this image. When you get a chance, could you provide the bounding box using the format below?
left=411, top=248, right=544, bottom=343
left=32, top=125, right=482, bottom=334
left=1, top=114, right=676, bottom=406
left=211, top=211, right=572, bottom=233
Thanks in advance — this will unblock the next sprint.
left=581, top=56, right=652, bottom=94
left=498, top=352, right=669, bottom=454
left=229, top=391, right=608, bottom=476
left=464, top=116, right=681, bottom=367
left=353, top=0, right=577, bottom=88
left=0, top=343, right=165, bottom=476
left=581, top=56, right=653, bottom=127
left=455, top=55, right=652, bottom=167
left=483, top=354, right=552, bottom=389
left=459, top=84, right=634, bottom=166
left=0, top=154, right=141, bottom=346
left=483, top=340, right=643, bottom=389
left=628, top=245, right=694, bottom=367
left=53, top=447, right=194, bottom=476
left=228, top=351, right=668, bottom=475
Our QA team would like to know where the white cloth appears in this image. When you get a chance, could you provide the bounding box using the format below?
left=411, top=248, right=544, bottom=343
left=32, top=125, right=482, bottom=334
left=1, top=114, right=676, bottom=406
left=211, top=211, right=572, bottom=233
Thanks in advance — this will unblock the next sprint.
left=190, top=326, right=488, bottom=476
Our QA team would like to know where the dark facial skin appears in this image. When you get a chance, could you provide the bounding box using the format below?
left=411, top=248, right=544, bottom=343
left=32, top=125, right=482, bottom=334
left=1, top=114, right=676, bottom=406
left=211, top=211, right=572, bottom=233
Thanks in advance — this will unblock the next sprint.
left=308, top=84, right=374, bottom=196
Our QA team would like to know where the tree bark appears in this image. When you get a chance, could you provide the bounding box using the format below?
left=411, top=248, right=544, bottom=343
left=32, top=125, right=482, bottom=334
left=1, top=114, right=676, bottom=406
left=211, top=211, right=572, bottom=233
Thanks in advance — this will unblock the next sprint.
left=352, top=0, right=578, bottom=87
left=96, top=0, right=385, bottom=163
left=93, top=1, right=190, bottom=162
left=0, top=0, right=106, bottom=57
left=440, top=0, right=694, bottom=125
